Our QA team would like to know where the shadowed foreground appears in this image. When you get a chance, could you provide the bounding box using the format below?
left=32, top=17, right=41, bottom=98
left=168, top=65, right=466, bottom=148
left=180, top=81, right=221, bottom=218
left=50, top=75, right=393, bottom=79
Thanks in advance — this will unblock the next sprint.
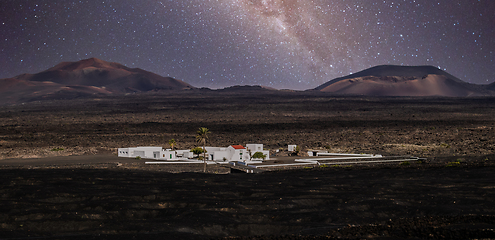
left=1, top=94, right=495, bottom=239
left=1, top=162, right=495, bottom=239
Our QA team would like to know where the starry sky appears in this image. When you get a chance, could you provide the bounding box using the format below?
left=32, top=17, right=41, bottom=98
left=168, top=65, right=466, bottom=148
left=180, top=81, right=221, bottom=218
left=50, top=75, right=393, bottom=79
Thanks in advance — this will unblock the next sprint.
left=1, top=0, right=494, bottom=90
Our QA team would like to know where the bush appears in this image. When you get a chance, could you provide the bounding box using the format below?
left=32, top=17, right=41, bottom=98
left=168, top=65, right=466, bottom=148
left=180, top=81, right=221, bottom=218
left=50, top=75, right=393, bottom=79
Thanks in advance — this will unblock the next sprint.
left=294, top=146, right=300, bottom=154
left=400, top=161, right=410, bottom=166
left=446, top=161, right=460, bottom=167
left=252, top=152, right=266, bottom=160
left=191, top=147, right=205, bottom=155
left=51, top=147, right=64, bottom=151
left=135, top=156, right=141, bottom=160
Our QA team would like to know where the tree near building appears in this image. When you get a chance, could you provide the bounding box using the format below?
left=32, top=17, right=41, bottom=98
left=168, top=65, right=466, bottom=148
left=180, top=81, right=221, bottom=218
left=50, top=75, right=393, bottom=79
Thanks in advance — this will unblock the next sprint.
left=168, top=139, right=176, bottom=150
left=191, top=147, right=205, bottom=156
left=196, top=127, right=210, bottom=172
left=252, top=152, right=267, bottom=160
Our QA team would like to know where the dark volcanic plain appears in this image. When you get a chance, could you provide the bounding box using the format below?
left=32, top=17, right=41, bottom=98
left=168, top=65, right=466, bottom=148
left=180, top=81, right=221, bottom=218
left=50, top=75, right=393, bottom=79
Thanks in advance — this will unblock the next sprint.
left=1, top=90, right=495, bottom=239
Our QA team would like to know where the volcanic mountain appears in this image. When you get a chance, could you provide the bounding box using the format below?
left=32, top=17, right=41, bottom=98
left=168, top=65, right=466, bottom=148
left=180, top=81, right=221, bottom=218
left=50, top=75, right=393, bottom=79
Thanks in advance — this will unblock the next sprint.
left=315, top=65, right=492, bottom=97
left=0, top=58, right=194, bottom=104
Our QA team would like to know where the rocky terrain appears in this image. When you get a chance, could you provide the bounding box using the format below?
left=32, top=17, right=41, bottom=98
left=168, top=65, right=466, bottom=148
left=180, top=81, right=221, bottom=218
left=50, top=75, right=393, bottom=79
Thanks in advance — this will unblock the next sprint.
left=1, top=92, right=495, bottom=239
left=1, top=160, right=494, bottom=239
left=1, top=91, right=493, bottom=161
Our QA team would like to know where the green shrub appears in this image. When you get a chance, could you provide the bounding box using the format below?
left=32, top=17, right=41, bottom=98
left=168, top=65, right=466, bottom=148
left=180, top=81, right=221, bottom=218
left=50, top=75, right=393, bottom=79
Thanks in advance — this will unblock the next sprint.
left=191, top=147, right=205, bottom=155
left=51, top=147, right=64, bottom=151
left=252, top=152, right=267, bottom=160
left=320, top=164, right=328, bottom=168
left=135, top=156, right=141, bottom=160
left=294, top=146, right=300, bottom=154
left=446, top=161, right=460, bottom=167
left=400, top=161, right=410, bottom=166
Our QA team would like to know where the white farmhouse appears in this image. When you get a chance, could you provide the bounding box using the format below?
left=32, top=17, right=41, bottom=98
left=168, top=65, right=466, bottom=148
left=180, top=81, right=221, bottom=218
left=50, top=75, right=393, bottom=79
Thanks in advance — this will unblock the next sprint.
left=204, top=145, right=269, bottom=161
left=227, top=145, right=249, bottom=161
left=246, top=144, right=270, bottom=160
left=176, top=149, right=194, bottom=159
left=118, top=147, right=176, bottom=160
left=159, top=149, right=176, bottom=160
left=118, top=143, right=269, bottom=162
left=204, top=147, right=229, bottom=161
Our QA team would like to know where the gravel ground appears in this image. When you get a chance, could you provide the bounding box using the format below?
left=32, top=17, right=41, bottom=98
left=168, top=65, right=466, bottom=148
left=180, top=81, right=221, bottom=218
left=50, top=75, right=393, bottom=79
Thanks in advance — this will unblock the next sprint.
left=1, top=93, right=494, bottom=239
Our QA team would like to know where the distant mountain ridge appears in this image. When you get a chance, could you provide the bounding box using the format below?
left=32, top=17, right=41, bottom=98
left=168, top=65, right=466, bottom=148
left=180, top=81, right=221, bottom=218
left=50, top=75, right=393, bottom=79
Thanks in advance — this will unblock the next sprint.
left=1, top=61, right=494, bottom=105
left=14, top=58, right=194, bottom=92
left=0, top=58, right=194, bottom=104
left=315, top=65, right=494, bottom=97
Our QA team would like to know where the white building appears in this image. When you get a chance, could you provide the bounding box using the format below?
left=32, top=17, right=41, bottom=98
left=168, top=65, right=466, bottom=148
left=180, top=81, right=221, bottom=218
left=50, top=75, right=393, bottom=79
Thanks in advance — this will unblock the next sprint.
left=176, top=149, right=194, bottom=159
left=118, top=143, right=269, bottom=162
left=246, top=144, right=270, bottom=160
left=205, top=147, right=229, bottom=161
left=288, top=145, right=297, bottom=152
left=227, top=145, right=249, bottom=161
left=159, top=149, right=176, bottom=160
left=246, top=144, right=263, bottom=152
left=118, top=147, right=176, bottom=160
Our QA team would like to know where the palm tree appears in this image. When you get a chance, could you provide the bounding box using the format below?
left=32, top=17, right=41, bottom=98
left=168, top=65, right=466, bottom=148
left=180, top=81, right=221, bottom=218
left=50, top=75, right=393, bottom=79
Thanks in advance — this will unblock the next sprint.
left=196, top=127, right=210, bottom=172
left=168, top=139, right=176, bottom=150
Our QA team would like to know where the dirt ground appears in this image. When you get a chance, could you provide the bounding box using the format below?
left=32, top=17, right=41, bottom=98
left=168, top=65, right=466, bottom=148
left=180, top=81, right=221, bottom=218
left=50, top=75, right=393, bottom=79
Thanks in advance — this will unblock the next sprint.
left=1, top=91, right=495, bottom=239
left=1, top=91, right=494, bottom=160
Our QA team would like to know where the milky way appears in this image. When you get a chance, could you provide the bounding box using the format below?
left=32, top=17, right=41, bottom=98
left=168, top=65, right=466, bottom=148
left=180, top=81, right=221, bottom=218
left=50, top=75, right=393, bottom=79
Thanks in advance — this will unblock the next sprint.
left=1, top=0, right=494, bottom=89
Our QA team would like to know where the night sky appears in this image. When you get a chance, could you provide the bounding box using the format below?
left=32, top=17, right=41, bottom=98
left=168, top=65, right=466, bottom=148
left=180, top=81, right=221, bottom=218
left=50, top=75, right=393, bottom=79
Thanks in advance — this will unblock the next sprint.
left=1, top=0, right=494, bottom=90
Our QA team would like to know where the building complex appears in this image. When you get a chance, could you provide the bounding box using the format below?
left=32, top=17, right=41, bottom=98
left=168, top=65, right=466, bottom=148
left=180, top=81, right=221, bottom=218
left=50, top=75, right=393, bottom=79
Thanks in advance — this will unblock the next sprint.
left=118, top=144, right=270, bottom=162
